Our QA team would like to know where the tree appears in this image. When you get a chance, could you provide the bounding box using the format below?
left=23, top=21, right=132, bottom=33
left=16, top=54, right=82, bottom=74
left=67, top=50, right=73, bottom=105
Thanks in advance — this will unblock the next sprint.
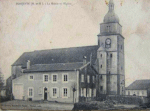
left=0, top=68, right=4, bottom=91
left=71, top=83, right=77, bottom=103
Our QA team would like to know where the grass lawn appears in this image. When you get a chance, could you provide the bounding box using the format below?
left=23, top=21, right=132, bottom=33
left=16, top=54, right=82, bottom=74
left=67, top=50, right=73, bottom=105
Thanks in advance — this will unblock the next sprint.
left=114, top=104, right=139, bottom=109
left=1, top=100, right=74, bottom=110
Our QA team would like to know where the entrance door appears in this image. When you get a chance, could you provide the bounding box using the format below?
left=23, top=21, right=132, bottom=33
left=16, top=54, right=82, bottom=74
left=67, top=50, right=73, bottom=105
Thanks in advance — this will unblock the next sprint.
left=44, top=87, right=48, bottom=100
left=13, top=84, right=23, bottom=100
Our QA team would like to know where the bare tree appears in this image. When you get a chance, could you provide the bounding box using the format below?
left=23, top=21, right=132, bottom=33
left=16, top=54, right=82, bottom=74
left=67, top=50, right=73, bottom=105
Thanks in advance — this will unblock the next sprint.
left=0, top=68, right=4, bottom=91
left=71, top=83, right=77, bottom=103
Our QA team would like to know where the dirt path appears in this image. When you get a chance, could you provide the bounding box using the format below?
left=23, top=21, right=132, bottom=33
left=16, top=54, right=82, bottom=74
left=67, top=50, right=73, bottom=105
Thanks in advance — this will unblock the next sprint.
left=1, top=100, right=74, bottom=110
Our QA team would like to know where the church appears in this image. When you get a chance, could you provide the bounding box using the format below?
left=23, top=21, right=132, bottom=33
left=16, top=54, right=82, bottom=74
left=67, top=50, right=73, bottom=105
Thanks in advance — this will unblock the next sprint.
left=10, top=0, right=125, bottom=103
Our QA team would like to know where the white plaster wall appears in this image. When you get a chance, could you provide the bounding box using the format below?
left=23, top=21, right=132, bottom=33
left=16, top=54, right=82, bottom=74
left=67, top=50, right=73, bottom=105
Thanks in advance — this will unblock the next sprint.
left=12, top=71, right=78, bottom=103
left=126, top=90, right=147, bottom=97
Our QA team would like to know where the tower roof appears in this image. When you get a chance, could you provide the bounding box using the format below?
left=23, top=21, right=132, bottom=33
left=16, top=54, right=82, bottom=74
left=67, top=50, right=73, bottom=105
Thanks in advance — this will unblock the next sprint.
left=103, top=0, right=119, bottom=23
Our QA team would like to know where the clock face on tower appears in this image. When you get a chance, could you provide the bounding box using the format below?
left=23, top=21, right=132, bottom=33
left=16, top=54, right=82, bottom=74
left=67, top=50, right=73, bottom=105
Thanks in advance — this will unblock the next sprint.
left=105, top=38, right=111, bottom=48
left=106, top=38, right=111, bottom=45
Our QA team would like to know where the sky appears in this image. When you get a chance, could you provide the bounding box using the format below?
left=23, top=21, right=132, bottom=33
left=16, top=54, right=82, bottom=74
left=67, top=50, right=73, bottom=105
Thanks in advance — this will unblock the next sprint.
left=0, top=0, right=150, bottom=86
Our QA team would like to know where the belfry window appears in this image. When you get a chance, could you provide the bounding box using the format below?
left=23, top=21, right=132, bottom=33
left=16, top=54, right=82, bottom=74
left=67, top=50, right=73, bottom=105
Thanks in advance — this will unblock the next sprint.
left=101, top=54, right=102, bottom=58
left=107, top=26, right=111, bottom=32
left=121, top=45, right=123, bottom=49
left=110, top=54, right=112, bottom=58
left=101, top=65, right=102, bottom=68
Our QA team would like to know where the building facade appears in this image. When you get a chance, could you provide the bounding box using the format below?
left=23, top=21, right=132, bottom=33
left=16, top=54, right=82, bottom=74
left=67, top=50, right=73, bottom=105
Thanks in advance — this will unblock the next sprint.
left=96, top=0, right=125, bottom=95
left=126, top=80, right=150, bottom=97
left=8, top=0, right=125, bottom=103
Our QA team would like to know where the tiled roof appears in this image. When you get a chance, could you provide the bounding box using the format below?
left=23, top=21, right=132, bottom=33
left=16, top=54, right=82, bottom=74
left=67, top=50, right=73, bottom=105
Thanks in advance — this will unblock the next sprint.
left=126, top=80, right=150, bottom=90
left=12, top=45, right=98, bottom=67
left=23, top=62, right=84, bottom=73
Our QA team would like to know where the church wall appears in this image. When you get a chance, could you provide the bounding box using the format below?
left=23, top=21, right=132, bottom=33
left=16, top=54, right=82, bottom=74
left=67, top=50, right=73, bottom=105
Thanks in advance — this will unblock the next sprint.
left=108, top=75, right=117, bottom=95
left=100, top=23, right=122, bottom=35
left=99, top=75, right=107, bottom=94
left=97, top=51, right=107, bottom=74
left=12, top=71, right=79, bottom=103
left=119, top=75, right=125, bottom=95
left=98, top=35, right=118, bottom=51
left=108, top=52, right=117, bottom=74
left=117, top=36, right=125, bottom=95
left=118, top=36, right=125, bottom=75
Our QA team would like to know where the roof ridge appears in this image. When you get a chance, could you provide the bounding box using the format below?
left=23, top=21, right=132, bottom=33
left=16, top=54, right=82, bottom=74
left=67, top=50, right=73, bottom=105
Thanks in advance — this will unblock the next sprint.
left=12, top=45, right=98, bottom=66
left=23, top=45, right=98, bottom=53
left=135, top=79, right=150, bottom=81
left=32, top=62, right=84, bottom=66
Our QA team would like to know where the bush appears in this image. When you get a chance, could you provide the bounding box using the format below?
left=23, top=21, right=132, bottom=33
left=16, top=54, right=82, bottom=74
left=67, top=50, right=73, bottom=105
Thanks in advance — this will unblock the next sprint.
left=72, top=101, right=114, bottom=110
left=0, top=96, right=10, bottom=103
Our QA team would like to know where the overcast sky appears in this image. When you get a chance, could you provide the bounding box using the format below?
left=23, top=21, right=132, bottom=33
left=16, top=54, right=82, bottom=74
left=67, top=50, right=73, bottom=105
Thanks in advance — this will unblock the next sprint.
left=0, top=0, right=150, bottom=86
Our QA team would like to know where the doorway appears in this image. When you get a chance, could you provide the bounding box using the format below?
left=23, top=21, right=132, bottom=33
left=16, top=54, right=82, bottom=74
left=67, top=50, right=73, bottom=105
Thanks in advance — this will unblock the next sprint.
left=44, top=87, right=48, bottom=100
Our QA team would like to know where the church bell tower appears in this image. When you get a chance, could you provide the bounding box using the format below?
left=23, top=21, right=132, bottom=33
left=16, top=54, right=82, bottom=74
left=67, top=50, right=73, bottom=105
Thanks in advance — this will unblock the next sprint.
left=97, top=0, right=125, bottom=95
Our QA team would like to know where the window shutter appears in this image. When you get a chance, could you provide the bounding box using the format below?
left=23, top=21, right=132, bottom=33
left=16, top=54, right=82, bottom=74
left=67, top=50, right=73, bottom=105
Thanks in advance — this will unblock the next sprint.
left=84, top=88, right=86, bottom=97
left=89, top=88, right=92, bottom=97
left=94, top=89, right=96, bottom=97
left=68, top=88, right=70, bottom=97
left=60, top=88, right=63, bottom=98
left=57, top=88, right=59, bottom=98
left=50, top=88, right=52, bottom=98
left=81, top=88, right=82, bottom=96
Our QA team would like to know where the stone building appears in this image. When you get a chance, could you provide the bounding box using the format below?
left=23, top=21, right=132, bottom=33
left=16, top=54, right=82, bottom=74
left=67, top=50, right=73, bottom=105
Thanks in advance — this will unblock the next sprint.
left=126, top=80, right=150, bottom=97
left=96, top=0, right=125, bottom=95
left=7, top=0, right=125, bottom=103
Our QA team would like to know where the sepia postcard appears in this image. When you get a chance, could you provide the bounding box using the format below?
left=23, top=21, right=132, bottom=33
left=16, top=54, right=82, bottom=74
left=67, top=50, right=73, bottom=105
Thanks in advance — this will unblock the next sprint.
left=0, top=0, right=150, bottom=110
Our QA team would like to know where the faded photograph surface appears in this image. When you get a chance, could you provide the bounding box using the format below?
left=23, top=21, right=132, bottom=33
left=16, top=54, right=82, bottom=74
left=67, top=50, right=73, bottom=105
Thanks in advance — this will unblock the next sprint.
left=0, top=0, right=150, bottom=110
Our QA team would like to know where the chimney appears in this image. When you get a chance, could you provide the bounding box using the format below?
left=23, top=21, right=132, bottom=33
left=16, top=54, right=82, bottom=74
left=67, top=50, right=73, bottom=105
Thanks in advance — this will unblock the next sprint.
left=27, top=60, right=30, bottom=69
left=83, top=56, right=87, bottom=65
